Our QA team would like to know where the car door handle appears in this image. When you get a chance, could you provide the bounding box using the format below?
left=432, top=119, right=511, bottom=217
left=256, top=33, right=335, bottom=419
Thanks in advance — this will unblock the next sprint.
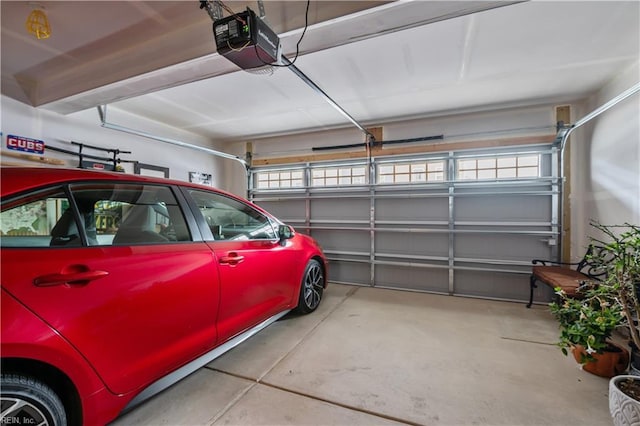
left=34, top=270, right=109, bottom=287
left=219, top=253, right=245, bottom=266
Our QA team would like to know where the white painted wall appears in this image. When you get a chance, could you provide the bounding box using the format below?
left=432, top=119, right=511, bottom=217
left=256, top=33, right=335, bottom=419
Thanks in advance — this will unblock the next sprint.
left=571, top=60, right=640, bottom=251
left=1, top=96, right=225, bottom=188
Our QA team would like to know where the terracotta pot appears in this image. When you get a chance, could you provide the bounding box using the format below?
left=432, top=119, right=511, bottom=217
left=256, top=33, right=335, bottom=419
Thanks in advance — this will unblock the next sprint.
left=572, top=343, right=629, bottom=378
left=609, top=375, right=640, bottom=426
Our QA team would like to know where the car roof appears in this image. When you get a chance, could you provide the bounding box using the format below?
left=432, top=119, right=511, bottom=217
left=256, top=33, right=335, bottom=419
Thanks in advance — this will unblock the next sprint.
left=0, top=166, right=239, bottom=202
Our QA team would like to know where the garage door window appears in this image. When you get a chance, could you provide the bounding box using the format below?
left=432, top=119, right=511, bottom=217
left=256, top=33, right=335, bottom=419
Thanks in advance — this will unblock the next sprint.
left=312, top=166, right=367, bottom=187
left=378, top=160, right=445, bottom=184
left=251, top=151, right=543, bottom=191
left=457, top=154, right=540, bottom=180
left=256, top=170, right=304, bottom=189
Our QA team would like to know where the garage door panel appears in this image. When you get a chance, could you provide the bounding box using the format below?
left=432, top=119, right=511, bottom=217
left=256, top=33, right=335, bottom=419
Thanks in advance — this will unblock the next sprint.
left=329, top=260, right=369, bottom=285
left=453, top=270, right=549, bottom=302
left=376, top=197, right=448, bottom=221
left=313, top=229, right=369, bottom=253
left=311, top=198, right=369, bottom=221
left=376, top=232, right=449, bottom=258
left=252, top=145, right=558, bottom=303
left=255, top=199, right=305, bottom=222
left=454, top=234, right=552, bottom=263
left=375, top=265, right=448, bottom=293
left=455, top=195, right=551, bottom=222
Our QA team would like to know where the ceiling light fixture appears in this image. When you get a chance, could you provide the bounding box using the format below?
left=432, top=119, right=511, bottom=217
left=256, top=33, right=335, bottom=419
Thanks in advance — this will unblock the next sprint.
left=25, top=3, right=51, bottom=40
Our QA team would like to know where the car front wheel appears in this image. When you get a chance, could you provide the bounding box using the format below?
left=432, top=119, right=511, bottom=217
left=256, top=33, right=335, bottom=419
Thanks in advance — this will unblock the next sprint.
left=295, top=259, right=324, bottom=314
left=0, top=374, right=67, bottom=426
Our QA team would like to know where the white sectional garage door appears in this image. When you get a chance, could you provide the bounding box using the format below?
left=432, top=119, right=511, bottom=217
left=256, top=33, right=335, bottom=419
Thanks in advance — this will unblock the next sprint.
left=250, top=144, right=560, bottom=304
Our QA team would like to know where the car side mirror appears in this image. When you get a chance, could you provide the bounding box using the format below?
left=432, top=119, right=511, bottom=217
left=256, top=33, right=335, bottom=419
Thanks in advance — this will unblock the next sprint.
left=278, top=224, right=294, bottom=246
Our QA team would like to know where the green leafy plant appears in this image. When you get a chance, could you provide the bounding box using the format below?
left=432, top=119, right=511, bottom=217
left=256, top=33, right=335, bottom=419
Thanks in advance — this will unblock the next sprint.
left=550, top=282, right=624, bottom=362
left=549, top=222, right=640, bottom=364
left=588, top=223, right=640, bottom=352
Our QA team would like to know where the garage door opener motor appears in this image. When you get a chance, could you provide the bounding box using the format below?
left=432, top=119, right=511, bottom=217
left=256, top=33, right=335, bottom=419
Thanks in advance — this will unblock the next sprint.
left=201, top=2, right=282, bottom=71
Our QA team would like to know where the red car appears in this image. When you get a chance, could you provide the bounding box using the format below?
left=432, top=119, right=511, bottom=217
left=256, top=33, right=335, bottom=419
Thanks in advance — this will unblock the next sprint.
left=0, top=166, right=327, bottom=425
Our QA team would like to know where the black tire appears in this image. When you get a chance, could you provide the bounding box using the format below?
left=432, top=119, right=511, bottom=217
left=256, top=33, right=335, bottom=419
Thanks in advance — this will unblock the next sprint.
left=294, top=259, right=324, bottom=314
left=1, top=374, right=67, bottom=426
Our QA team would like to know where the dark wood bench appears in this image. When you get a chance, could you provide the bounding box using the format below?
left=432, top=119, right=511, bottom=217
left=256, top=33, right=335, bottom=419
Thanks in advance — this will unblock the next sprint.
left=527, top=245, right=606, bottom=308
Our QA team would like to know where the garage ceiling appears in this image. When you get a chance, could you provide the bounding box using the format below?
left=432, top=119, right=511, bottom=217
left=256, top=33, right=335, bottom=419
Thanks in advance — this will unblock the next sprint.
left=2, top=1, right=639, bottom=143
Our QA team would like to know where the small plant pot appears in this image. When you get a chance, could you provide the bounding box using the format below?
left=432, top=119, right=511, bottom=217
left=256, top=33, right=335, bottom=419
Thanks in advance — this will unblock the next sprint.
left=609, top=375, right=640, bottom=426
left=572, top=343, right=629, bottom=378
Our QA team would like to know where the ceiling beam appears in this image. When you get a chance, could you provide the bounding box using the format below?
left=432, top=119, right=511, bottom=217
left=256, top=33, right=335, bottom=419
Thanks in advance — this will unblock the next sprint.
left=39, top=1, right=520, bottom=115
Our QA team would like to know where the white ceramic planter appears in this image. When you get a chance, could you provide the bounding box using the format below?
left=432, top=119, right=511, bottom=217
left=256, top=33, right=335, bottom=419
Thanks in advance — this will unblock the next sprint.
left=610, top=375, right=640, bottom=426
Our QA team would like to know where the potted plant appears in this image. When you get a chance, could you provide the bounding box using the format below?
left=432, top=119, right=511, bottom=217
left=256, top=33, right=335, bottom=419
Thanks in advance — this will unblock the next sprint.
left=610, top=375, right=640, bottom=426
left=586, top=223, right=640, bottom=424
left=587, top=223, right=640, bottom=369
left=550, top=281, right=629, bottom=377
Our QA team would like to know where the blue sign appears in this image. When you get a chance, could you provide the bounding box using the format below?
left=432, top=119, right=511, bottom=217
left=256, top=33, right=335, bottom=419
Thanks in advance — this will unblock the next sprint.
left=6, top=134, right=45, bottom=154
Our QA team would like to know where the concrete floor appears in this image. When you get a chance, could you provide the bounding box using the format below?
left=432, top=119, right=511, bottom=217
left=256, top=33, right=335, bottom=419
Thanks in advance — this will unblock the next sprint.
left=111, top=284, right=613, bottom=426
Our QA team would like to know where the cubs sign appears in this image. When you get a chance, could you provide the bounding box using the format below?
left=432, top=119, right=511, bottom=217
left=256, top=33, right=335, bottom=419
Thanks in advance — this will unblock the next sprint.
left=6, top=135, right=45, bottom=154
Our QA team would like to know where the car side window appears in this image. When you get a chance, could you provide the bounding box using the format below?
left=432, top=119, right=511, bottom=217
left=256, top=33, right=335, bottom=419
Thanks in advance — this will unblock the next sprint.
left=1, top=189, right=73, bottom=248
left=70, top=183, right=191, bottom=245
left=188, top=189, right=277, bottom=241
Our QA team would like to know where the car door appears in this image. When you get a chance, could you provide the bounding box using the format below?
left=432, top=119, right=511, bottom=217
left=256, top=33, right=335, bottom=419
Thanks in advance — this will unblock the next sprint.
left=184, top=189, right=300, bottom=343
left=0, top=182, right=220, bottom=395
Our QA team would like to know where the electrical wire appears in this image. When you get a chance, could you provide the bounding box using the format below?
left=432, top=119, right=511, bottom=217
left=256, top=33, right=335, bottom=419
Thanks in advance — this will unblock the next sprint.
left=216, top=0, right=246, bottom=25
left=227, top=39, right=251, bottom=52
left=288, top=0, right=311, bottom=65
left=217, top=0, right=235, bottom=16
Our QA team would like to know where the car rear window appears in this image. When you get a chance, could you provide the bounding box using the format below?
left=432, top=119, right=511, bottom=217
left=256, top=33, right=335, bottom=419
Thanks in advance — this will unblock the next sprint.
left=1, top=183, right=192, bottom=248
left=1, top=187, right=70, bottom=247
